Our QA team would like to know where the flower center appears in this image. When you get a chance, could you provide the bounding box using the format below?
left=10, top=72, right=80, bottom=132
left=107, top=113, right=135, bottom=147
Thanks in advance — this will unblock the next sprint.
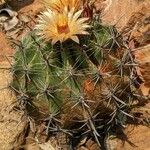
left=57, top=15, right=70, bottom=34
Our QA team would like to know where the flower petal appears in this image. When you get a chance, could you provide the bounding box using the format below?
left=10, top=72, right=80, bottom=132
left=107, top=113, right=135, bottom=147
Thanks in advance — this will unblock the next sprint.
left=70, top=36, right=79, bottom=43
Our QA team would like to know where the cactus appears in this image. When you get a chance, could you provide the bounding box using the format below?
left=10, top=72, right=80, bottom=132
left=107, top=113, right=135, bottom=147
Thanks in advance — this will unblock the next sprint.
left=11, top=2, right=141, bottom=149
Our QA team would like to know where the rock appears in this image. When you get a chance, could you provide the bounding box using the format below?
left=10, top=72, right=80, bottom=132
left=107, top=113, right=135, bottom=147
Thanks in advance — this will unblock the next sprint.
left=4, top=0, right=34, bottom=11
left=116, top=125, right=150, bottom=150
left=134, top=44, right=150, bottom=96
left=103, top=124, right=150, bottom=150
left=0, top=32, right=14, bottom=62
left=97, top=0, right=150, bottom=31
left=121, top=4, right=150, bottom=47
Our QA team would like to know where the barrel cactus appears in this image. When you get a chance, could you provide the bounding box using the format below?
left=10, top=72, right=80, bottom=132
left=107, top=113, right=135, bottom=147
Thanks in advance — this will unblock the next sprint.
left=11, top=0, right=142, bottom=148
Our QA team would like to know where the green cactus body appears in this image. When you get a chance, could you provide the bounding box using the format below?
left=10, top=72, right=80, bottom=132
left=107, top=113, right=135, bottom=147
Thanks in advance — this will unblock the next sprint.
left=11, top=20, right=139, bottom=149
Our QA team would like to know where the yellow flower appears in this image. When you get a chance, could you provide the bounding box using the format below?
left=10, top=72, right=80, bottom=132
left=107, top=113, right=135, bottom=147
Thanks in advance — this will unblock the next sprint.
left=42, top=0, right=81, bottom=12
left=68, top=0, right=81, bottom=10
left=36, top=8, right=90, bottom=45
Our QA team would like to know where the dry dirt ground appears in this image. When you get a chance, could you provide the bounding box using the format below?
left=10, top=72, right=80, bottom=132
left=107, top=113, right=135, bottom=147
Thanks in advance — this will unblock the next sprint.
left=0, top=0, right=150, bottom=150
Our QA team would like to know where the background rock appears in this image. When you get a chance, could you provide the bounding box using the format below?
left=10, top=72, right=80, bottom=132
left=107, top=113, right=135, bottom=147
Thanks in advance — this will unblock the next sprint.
left=116, top=125, right=150, bottom=150
left=97, top=0, right=150, bottom=31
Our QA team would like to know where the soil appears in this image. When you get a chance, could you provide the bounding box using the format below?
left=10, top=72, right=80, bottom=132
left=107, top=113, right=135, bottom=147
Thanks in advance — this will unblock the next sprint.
left=0, top=0, right=149, bottom=150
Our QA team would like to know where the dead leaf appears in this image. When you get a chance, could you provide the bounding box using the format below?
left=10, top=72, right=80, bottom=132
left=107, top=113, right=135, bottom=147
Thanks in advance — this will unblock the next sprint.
left=0, top=8, right=19, bottom=31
